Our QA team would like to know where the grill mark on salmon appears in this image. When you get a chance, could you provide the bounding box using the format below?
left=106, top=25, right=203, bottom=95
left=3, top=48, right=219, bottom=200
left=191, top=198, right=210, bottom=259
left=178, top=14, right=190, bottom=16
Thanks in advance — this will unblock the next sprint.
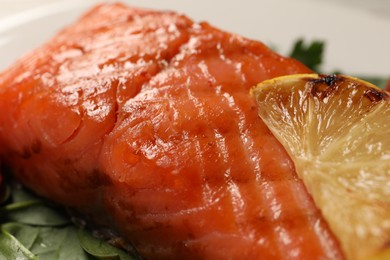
left=217, top=90, right=321, bottom=258
left=213, top=129, right=246, bottom=232
left=184, top=86, right=220, bottom=205
left=220, top=93, right=286, bottom=257
left=0, top=3, right=345, bottom=260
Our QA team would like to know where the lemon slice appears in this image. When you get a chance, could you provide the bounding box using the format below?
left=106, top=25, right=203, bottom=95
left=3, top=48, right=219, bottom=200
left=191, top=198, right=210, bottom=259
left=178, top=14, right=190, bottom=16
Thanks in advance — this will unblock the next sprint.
left=251, top=74, right=390, bottom=260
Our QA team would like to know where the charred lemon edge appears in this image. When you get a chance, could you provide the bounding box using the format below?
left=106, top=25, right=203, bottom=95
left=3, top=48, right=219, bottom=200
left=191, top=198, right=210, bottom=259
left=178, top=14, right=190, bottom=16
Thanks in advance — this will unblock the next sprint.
left=250, top=73, right=389, bottom=97
left=250, top=73, right=390, bottom=260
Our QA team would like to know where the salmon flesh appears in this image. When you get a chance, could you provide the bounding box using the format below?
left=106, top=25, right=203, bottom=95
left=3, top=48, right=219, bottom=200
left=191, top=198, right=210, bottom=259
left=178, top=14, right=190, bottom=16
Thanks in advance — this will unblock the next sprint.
left=0, top=3, right=343, bottom=259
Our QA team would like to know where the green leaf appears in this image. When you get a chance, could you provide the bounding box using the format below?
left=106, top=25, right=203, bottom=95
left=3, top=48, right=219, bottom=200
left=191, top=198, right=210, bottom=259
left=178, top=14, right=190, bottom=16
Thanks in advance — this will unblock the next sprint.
left=0, top=178, right=137, bottom=260
left=4, top=200, right=41, bottom=210
left=32, top=226, right=93, bottom=260
left=289, top=39, right=325, bottom=72
left=11, top=185, right=39, bottom=203
left=5, top=203, right=70, bottom=226
left=78, top=229, right=136, bottom=260
left=2, top=184, right=70, bottom=226
left=2, top=222, right=93, bottom=260
left=2, top=223, right=40, bottom=249
left=0, top=224, right=37, bottom=260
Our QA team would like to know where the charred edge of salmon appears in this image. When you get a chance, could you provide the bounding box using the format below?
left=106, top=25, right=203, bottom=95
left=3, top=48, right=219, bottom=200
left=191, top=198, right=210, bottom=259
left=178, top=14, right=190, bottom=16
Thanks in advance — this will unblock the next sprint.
left=307, top=74, right=390, bottom=103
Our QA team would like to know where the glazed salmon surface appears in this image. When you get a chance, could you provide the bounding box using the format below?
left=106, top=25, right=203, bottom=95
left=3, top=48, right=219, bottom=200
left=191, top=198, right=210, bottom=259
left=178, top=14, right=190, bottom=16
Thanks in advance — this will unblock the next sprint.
left=0, top=3, right=343, bottom=259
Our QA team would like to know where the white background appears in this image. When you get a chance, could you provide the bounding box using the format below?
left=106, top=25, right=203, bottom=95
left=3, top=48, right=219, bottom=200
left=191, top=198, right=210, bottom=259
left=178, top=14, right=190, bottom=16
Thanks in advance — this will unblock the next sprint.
left=0, top=0, right=389, bottom=77
left=1, top=0, right=390, bottom=19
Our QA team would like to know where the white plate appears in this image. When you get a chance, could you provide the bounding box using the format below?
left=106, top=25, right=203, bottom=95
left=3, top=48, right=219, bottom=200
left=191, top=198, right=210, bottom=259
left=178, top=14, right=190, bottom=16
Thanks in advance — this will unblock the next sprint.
left=0, top=0, right=389, bottom=77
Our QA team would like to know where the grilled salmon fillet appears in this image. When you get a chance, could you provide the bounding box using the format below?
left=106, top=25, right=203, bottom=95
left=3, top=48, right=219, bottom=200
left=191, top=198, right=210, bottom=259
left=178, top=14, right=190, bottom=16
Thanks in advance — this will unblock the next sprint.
left=0, top=3, right=344, bottom=259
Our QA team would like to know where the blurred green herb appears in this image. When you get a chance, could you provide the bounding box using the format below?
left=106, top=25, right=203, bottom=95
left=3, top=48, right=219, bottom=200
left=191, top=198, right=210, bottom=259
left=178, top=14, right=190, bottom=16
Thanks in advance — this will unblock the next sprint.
left=289, top=39, right=325, bottom=72
left=289, top=38, right=388, bottom=89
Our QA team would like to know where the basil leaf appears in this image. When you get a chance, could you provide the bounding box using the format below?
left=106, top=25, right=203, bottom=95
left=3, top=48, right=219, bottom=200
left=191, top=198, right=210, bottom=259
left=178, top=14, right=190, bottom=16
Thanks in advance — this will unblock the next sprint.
left=2, top=222, right=94, bottom=260
left=32, top=225, right=93, bottom=260
left=78, top=229, right=136, bottom=260
left=0, top=183, right=136, bottom=259
left=2, top=184, right=70, bottom=226
left=0, top=224, right=37, bottom=260
left=5, top=203, right=70, bottom=226
left=2, top=222, right=39, bottom=249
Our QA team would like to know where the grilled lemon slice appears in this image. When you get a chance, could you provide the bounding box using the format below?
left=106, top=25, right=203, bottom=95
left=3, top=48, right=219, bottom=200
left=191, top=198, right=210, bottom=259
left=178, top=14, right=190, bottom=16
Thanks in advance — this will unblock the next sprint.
left=251, top=74, right=390, bottom=260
